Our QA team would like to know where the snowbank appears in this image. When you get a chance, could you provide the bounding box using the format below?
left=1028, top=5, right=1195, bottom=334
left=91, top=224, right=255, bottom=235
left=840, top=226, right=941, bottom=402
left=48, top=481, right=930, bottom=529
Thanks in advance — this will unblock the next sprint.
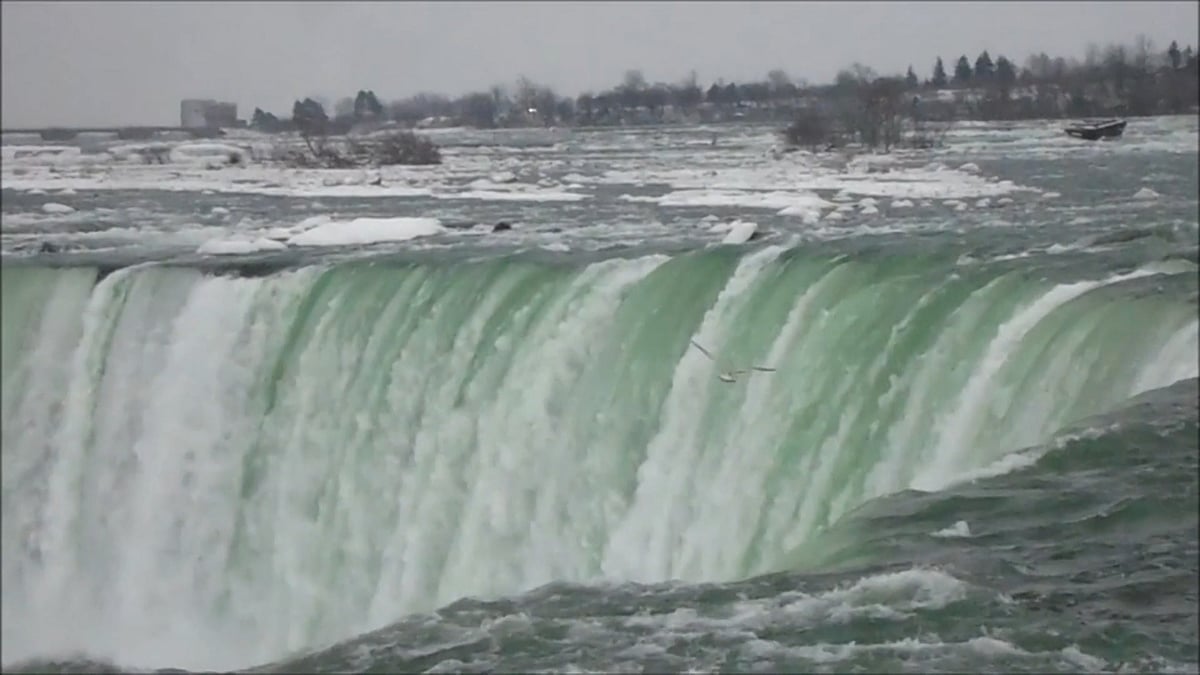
left=170, top=142, right=250, bottom=164
left=287, top=216, right=444, bottom=247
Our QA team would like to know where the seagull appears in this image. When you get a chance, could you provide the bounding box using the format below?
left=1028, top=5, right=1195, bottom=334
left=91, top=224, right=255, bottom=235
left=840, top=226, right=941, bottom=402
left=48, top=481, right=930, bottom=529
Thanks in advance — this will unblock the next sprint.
left=689, top=339, right=776, bottom=383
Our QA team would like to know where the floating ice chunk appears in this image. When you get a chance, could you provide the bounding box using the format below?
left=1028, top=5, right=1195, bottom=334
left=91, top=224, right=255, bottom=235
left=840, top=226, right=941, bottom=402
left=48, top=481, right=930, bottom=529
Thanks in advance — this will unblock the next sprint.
left=943, top=199, right=964, bottom=209
left=779, top=206, right=821, bottom=225
left=264, top=215, right=332, bottom=240
left=699, top=214, right=721, bottom=223
left=295, top=214, right=333, bottom=229
left=263, top=227, right=297, bottom=241
left=287, top=216, right=444, bottom=247
left=1041, top=191, right=1061, bottom=200
left=57, top=188, right=77, bottom=196
left=537, top=177, right=558, bottom=188
left=890, top=199, right=914, bottom=208
left=996, top=197, right=1014, bottom=207
left=1132, top=187, right=1160, bottom=200
left=777, top=196, right=831, bottom=224
left=657, top=189, right=830, bottom=211
left=955, top=202, right=969, bottom=211
left=832, top=190, right=854, bottom=202
left=489, top=171, right=518, bottom=184
left=958, top=162, right=981, bottom=173
left=721, top=220, right=758, bottom=244
left=540, top=242, right=570, bottom=252
left=975, top=197, right=992, bottom=208
left=858, top=197, right=878, bottom=208
left=860, top=204, right=880, bottom=215
left=197, top=237, right=287, bottom=256
left=932, top=520, right=971, bottom=538
left=210, top=206, right=230, bottom=216
left=27, top=188, right=48, bottom=195
left=202, top=190, right=215, bottom=195
left=41, top=202, right=74, bottom=214
left=823, top=210, right=845, bottom=222
left=441, top=189, right=585, bottom=202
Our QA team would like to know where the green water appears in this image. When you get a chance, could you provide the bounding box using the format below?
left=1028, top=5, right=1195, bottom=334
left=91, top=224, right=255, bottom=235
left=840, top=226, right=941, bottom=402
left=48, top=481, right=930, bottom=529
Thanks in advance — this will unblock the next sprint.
left=1, top=243, right=1196, bottom=673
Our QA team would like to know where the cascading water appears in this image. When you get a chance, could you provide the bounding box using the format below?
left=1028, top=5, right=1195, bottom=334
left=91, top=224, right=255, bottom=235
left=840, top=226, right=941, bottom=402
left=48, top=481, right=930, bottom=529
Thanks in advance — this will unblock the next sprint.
left=2, top=248, right=1196, bottom=671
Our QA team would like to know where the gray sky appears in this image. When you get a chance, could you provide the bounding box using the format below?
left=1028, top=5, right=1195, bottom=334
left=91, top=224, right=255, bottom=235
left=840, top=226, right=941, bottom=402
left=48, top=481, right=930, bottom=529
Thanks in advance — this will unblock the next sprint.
left=2, top=1, right=1197, bottom=128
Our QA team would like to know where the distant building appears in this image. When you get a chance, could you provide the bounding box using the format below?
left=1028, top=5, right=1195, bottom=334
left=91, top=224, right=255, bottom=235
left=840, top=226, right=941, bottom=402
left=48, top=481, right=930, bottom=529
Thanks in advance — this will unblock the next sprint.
left=180, top=99, right=238, bottom=128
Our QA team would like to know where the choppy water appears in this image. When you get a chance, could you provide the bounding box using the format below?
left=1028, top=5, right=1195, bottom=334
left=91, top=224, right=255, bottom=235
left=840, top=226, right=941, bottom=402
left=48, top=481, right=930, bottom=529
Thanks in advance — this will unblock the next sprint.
left=2, top=118, right=1197, bottom=673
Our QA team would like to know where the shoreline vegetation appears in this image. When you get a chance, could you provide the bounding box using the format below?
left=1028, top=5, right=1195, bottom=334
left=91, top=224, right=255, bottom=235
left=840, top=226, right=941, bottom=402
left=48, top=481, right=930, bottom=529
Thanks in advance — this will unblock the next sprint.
left=251, top=37, right=1197, bottom=134
left=243, top=37, right=1198, bottom=166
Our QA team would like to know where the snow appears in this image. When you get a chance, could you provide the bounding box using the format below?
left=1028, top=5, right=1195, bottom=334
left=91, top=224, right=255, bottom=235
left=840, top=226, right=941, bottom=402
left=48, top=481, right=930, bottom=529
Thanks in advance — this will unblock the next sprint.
left=169, top=142, right=250, bottom=163
left=287, top=216, right=444, bottom=247
left=197, top=237, right=287, bottom=256
left=721, top=220, right=758, bottom=244
left=42, top=202, right=75, bottom=214
left=1132, top=187, right=1160, bottom=200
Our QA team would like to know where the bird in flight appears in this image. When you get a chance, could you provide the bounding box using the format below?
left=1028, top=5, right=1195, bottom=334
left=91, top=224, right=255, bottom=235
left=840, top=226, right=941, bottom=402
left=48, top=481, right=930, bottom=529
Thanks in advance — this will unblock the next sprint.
left=689, top=339, right=776, bottom=383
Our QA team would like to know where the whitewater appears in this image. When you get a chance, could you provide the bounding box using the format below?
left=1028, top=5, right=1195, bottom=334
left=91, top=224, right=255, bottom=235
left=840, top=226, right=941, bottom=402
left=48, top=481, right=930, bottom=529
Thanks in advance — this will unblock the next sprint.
left=2, top=117, right=1198, bottom=673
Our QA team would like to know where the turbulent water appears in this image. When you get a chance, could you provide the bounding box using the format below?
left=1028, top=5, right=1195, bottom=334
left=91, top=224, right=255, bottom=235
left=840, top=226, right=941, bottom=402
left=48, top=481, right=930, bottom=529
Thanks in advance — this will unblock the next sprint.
left=2, top=118, right=1198, bottom=673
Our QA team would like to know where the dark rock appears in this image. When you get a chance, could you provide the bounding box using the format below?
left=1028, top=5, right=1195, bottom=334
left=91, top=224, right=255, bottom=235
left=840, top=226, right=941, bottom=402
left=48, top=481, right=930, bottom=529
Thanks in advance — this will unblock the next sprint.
left=492, top=221, right=513, bottom=232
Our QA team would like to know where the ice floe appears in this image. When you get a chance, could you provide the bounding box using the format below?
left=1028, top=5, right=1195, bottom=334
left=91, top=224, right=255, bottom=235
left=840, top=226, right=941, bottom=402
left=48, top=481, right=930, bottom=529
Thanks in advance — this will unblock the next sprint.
left=197, top=237, right=287, bottom=256
left=721, top=220, right=758, bottom=244
left=287, top=216, right=444, bottom=247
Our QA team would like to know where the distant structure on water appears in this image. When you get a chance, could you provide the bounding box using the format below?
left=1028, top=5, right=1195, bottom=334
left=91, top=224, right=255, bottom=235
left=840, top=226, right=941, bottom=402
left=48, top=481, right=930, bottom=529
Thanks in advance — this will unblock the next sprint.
left=180, top=99, right=239, bottom=129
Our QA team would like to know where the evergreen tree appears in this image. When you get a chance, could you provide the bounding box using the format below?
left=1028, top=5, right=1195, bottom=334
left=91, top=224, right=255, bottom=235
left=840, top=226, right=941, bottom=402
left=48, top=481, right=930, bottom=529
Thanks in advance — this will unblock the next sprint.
left=974, top=50, right=995, bottom=80
left=995, top=56, right=1017, bottom=87
left=706, top=83, right=724, bottom=104
left=932, top=57, right=948, bottom=87
left=954, top=55, right=972, bottom=84
left=905, top=65, right=919, bottom=89
left=292, top=98, right=328, bottom=136
left=1167, top=40, right=1182, bottom=69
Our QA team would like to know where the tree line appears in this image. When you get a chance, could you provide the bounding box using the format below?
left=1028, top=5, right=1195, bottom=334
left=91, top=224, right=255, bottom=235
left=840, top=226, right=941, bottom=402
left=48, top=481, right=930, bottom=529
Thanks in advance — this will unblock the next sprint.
left=247, top=35, right=1199, bottom=136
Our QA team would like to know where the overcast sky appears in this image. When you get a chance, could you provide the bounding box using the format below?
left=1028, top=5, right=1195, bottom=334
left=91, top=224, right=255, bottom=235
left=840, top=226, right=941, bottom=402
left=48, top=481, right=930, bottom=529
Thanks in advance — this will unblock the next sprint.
left=2, top=1, right=1197, bottom=128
